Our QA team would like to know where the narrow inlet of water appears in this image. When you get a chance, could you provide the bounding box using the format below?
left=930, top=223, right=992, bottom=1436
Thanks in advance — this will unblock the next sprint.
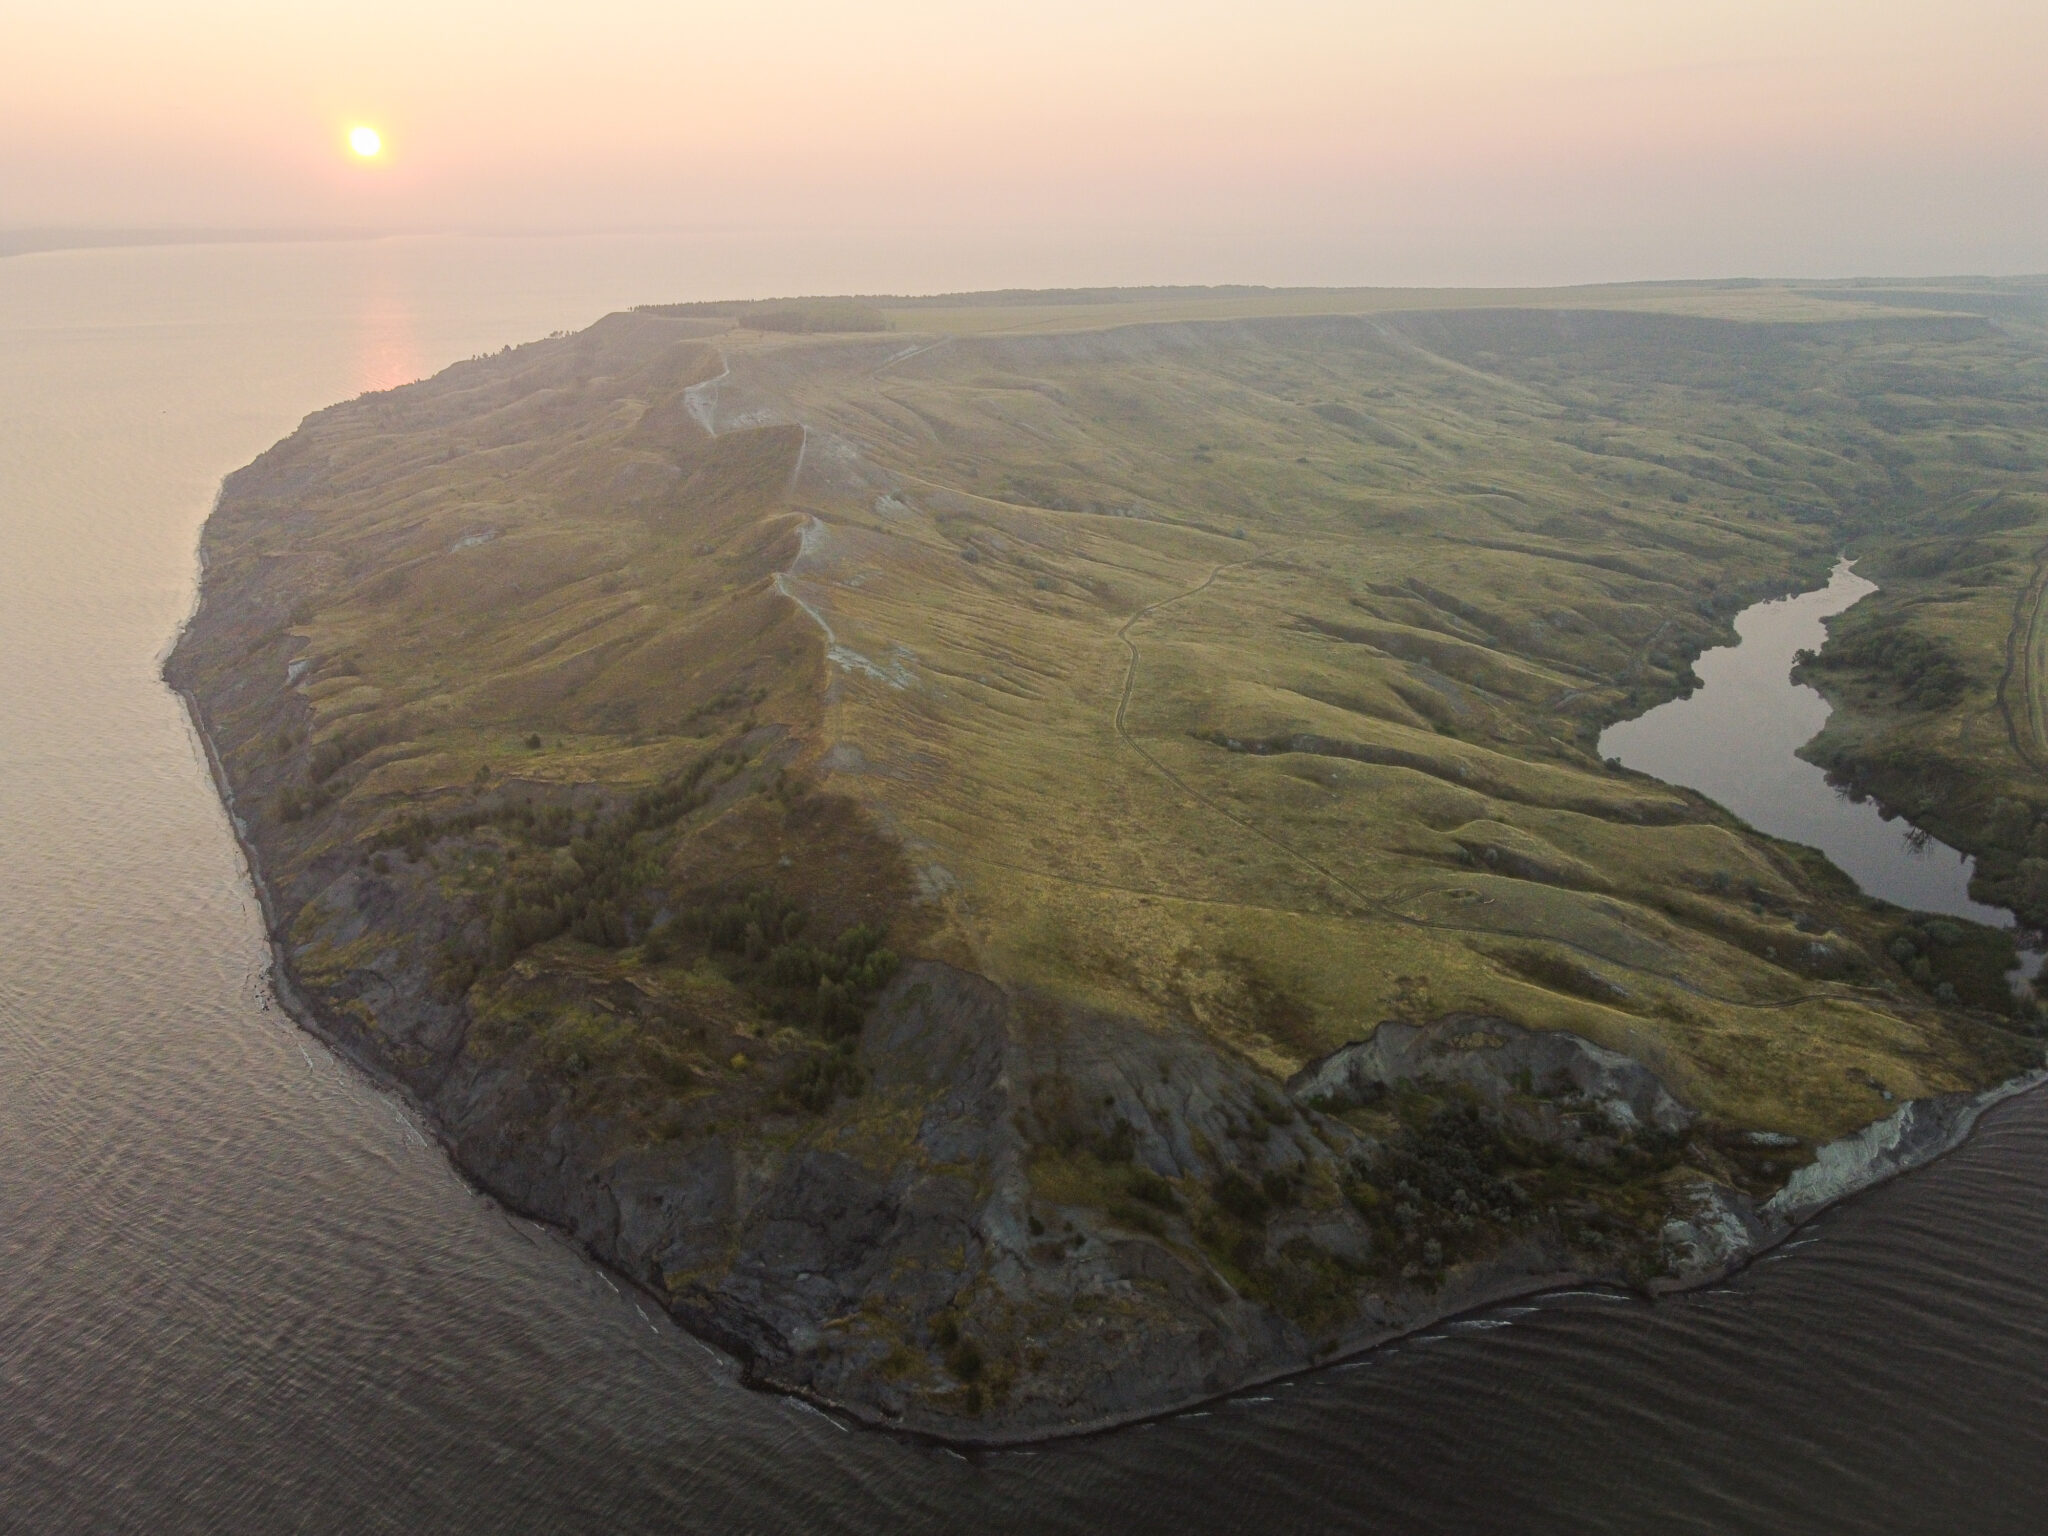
left=1598, top=560, right=2040, bottom=979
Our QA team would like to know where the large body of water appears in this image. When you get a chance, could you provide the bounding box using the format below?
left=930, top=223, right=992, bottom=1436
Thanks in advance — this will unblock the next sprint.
left=5, top=240, right=2047, bottom=1533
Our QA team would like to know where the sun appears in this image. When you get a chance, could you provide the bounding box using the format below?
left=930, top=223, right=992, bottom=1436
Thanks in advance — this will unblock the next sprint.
left=348, top=125, right=382, bottom=158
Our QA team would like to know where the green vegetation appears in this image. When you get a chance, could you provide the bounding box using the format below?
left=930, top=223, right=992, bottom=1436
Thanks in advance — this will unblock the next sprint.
left=1883, top=917, right=2022, bottom=1015
left=686, top=888, right=899, bottom=1036
left=481, top=758, right=720, bottom=964
left=183, top=283, right=2048, bottom=1153
left=1340, top=1093, right=1682, bottom=1282
left=1796, top=614, right=1969, bottom=711
left=164, top=278, right=2048, bottom=1429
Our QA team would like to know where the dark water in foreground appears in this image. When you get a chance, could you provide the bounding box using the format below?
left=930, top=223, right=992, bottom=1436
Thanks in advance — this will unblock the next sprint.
left=4, top=242, right=2046, bottom=1534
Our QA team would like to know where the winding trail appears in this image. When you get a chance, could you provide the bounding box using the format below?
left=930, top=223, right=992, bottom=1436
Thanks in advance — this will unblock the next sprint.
left=1109, top=547, right=1367, bottom=917
left=686, top=351, right=861, bottom=677
left=1997, top=536, right=2048, bottom=772
left=682, top=355, right=730, bottom=436
left=696, top=351, right=908, bottom=688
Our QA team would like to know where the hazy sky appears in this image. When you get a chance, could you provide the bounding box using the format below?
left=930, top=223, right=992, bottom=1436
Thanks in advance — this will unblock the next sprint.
left=6, top=1, right=2046, bottom=284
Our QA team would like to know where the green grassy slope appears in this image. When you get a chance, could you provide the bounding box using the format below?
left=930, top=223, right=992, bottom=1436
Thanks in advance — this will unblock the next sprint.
left=750, top=298, right=2044, bottom=1134
left=167, top=280, right=2048, bottom=1430
left=186, top=284, right=2048, bottom=1141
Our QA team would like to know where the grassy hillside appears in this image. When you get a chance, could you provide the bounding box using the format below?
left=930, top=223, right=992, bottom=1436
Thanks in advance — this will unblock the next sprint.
left=724, top=294, right=2043, bottom=1126
left=169, top=279, right=2048, bottom=1433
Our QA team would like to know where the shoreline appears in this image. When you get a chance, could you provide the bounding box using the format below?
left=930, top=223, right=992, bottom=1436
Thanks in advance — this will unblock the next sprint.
left=172, top=655, right=2046, bottom=1449
left=798, top=1062, right=2048, bottom=1450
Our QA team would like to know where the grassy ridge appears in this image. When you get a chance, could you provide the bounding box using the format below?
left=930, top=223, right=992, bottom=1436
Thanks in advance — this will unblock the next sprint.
left=166, top=279, right=2048, bottom=1429
left=197, top=287, right=2048, bottom=1149
left=755, top=298, right=2044, bottom=1141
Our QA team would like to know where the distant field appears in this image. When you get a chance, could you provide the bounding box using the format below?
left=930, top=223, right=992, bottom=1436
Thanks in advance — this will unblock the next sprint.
left=872, top=285, right=1993, bottom=336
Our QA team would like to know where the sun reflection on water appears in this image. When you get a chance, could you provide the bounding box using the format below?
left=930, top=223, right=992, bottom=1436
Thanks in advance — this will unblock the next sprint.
left=351, top=253, right=424, bottom=396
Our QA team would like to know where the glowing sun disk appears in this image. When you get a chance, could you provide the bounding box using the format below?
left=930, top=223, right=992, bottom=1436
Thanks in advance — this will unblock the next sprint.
left=349, top=126, right=382, bottom=158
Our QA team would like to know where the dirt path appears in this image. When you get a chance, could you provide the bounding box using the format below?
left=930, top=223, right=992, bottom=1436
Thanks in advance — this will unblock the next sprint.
left=682, top=354, right=730, bottom=435
left=1105, top=548, right=1374, bottom=910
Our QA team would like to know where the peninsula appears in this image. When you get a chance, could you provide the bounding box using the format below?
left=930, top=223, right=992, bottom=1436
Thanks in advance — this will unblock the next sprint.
left=168, top=281, right=2048, bottom=1439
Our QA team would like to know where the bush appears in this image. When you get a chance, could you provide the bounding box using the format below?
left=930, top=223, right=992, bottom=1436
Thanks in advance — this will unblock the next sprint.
left=1887, top=918, right=2020, bottom=1012
left=396, top=755, right=729, bottom=971
left=275, top=782, right=333, bottom=823
left=1799, top=614, right=1968, bottom=710
left=1355, top=1100, right=1541, bottom=1264
left=569, top=901, right=629, bottom=948
left=784, top=1045, right=864, bottom=1112
left=816, top=977, right=862, bottom=1037
left=945, top=1339, right=983, bottom=1381
left=1502, top=947, right=1630, bottom=1003
left=1211, top=1170, right=1270, bottom=1222
left=307, top=720, right=393, bottom=784
left=1128, top=1168, right=1181, bottom=1211
left=766, top=942, right=819, bottom=988
left=1106, top=1199, right=1166, bottom=1236
left=693, top=904, right=901, bottom=1035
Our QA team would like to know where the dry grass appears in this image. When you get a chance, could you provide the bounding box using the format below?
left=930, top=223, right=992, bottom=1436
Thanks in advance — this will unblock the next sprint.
left=189, top=282, right=2048, bottom=1148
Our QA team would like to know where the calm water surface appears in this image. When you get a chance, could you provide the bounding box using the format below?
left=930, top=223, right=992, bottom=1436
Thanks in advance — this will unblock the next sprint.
left=4, top=242, right=2047, bottom=1533
left=1600, top=562, right=2013, bottom=926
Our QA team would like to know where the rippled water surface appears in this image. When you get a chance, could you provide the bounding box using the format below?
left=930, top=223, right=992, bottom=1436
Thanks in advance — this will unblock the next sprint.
left=4, top=241, right=2047, bottom=1533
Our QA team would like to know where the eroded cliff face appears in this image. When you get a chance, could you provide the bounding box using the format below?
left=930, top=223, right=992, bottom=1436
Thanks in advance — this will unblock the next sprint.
left=167, top=301, right=2044, bottom=1440
left=173, top=761, right=2039, bottom=1440
left=190, top=821, right=1688, bottom=1442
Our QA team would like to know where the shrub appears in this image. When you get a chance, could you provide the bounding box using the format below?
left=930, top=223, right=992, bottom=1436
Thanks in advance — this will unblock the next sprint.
left=816, top=976, right=861, bottom=1037
left=1502, top=947, right=1631, bottom=1003
left=275, top=781, right=333, bottom=823
left=945, top=1339, right=983, bottom=1381
left=1211, top=1170, right=1270, bottom=1222
left=766, top=942, right=819, bottom=988
left=1107, top=1199, right=1166, bottom=1236
left=1260, top=1169, right=1299, bottom=1209
left=308, top=721, right=392, bottom=784
left=784, top=1046, right=864, bottom=1113
left=1799, top=614, right=1968, bottom=710
left=569, top=901, right=629, bottom=948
